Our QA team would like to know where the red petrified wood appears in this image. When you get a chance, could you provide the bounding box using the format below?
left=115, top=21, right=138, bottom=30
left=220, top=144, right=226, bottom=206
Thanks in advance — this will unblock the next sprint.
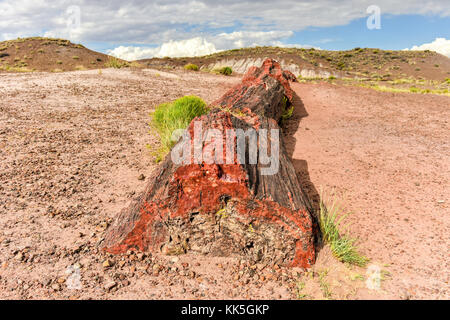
left=102, top=59, right=317, bottom=268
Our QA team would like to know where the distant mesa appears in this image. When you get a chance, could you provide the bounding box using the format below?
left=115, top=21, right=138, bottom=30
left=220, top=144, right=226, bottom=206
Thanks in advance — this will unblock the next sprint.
left=1, top=37, right=449, bottom=83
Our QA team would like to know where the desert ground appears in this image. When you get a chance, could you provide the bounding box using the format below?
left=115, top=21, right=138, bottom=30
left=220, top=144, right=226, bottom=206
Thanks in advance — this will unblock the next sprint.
left=0, top=68, right=448, bottom=299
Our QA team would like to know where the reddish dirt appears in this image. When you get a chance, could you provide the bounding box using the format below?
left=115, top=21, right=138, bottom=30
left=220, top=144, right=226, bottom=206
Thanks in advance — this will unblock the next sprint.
left=0, top=68, right=448, bottom=299
left=286, top=81, right=449, bottom=299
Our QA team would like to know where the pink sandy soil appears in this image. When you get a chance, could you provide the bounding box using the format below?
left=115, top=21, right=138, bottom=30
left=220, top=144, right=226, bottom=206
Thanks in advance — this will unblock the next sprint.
left=0, top=68, right=448, bottom=299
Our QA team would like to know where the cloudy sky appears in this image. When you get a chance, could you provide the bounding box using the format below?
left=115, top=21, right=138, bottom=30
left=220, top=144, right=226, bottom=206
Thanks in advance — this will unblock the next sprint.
left=1, top=0, right=449, bottom=60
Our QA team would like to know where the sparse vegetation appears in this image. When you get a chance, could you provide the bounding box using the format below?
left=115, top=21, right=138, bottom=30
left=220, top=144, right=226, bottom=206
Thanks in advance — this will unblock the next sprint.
left=0, top=37, right=114, bottom=73
left=215, top=66, right=233, bottom=75
left=295, top=281, right=310, bottom=300
left=280, top=96, right=293, bottom=125
left=104, top=56, right=130, bottom=69
left=184, top=63, right=199, bottom=71
left=318, top=270, right=332, bottom=299
left=318, top=191, right=369, bottom=267
left=150, top=95, right=209, bottom=162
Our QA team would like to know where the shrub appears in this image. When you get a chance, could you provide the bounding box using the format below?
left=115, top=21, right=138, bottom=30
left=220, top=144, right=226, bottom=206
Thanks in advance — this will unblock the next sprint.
left=104, top=56, right=130, bottom=69
left=216, top=66, right=233, bottom=76
left=150, top=95, right=209, bottom=161
left=72, top=56, right=79, bottom=60
left=336, top=61, right=346, bottom=70
left=184, top=63, right=199, bottom=71
left=318, top=191, right=369, bottom=267
left=280, top=96, right=293, bottom=125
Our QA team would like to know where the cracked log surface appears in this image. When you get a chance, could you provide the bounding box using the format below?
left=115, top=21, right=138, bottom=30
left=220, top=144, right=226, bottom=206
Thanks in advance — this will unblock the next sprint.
left=103, top=59, right=318, bottom=268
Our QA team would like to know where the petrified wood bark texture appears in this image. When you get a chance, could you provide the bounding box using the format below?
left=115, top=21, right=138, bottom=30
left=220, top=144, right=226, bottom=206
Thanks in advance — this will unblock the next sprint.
left=103, top=59, right=317, bottom=268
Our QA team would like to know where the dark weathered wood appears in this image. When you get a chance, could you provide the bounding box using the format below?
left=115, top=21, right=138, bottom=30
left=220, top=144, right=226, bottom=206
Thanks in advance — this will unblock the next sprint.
left=103, top=59, right=317, bottom=268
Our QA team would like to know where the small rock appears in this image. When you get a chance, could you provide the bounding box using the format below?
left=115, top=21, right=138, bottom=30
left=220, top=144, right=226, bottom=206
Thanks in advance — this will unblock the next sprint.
left=51, top=283, right=61, bottom=291
left=138, top=174, right=145, bottom=181
left=103, top=259, right=113, bottom=268
left=136, top=253, right=145, bottom=261
left=104, top=281, right=117, bottom=291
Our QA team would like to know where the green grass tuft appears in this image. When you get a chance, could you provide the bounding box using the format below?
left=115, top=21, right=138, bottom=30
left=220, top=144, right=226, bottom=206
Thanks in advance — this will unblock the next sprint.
left=105, top=56, right=130, bottom=69
left=215, top=66, right=233, bottom=75
left=184, top=63, right=199, bottom=71
left=319, top=191, right=369, bottom=267
left=150, top=95, right=209, bottom=161
left=280, top=96, right=293, bottom=125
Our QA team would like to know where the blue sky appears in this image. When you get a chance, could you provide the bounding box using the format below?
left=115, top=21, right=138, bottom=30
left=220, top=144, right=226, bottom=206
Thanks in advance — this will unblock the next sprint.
left=1, top=0, right=449, bottom=60
left=290, top=15, right=450, bottom=50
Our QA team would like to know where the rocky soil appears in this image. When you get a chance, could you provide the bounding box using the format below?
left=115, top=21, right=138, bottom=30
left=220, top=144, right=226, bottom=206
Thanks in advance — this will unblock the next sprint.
left=0, top=68, right=448, bottom=299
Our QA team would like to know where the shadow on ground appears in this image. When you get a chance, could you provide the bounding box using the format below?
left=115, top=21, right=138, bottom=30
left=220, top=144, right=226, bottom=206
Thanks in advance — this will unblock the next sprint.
left=282, top=90, right=322, bottom=248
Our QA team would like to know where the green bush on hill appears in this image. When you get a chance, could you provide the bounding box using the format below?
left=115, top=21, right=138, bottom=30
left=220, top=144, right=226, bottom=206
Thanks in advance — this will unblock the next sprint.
left=184, top=63, right=199, bottom=71
left=216, top=66, right=233, bottom=75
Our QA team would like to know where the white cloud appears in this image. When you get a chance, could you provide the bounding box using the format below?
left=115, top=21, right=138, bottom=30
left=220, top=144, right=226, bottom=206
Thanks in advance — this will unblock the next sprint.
left=215, top=31, right=294, bottom=48
left=108, top=37, right=218, bottom=60
left=107, top=32, right=318, bottom=60
left=1, top=0, right=450, bottom=46
left=405, top=38, right=450, bottom=57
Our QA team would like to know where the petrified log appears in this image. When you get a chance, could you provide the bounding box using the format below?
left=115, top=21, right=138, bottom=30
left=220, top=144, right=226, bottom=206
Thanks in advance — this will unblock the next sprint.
left=214, top=59, right=295, bottom=122
left=103, top=59, right=317, bottom=268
